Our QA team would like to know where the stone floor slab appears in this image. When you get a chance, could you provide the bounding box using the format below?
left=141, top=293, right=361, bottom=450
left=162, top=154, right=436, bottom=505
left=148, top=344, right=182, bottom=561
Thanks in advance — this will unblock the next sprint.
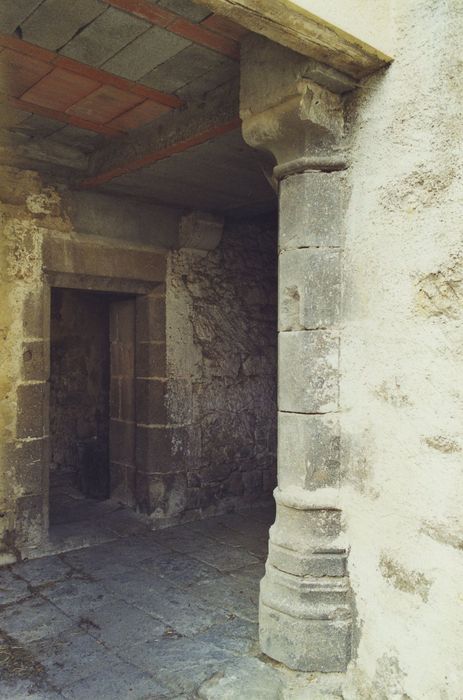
left=42, top=578, right=117, bottom=618
left=188, top=540, right=260, bottom=573
left=60, top=660, right=169, bottom=700
left=197, top=656, right=284, bottom=699
left=0, top=568, right=31, bottom=605
left=119, top=578, right=229, bottom=636
left=192, top=617, right=259, bottom=656
left=78, top=599, right=166, bottom=648
left=189, top=574, right=260, bottom=623
left=28, top=629, right=121, bottom=687
left=12, top=556, right=73, bottom=588
left=0, top=504, right=318, bottom=699
left=121, top=636, right=236, bottom=695
left=0, top=597, right=75, bottom=644
left=151, top=525, right=218, bottom=554
left=138, top=549, right=221, bottom=587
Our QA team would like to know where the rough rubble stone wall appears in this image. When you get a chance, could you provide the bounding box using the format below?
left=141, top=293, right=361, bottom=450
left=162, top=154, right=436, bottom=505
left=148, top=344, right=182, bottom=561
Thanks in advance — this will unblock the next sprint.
left=49, top=289, right=110, bottom=497
left=165, top=214, right=277, bottom=521
left=341, top=2, right=463, bottom=698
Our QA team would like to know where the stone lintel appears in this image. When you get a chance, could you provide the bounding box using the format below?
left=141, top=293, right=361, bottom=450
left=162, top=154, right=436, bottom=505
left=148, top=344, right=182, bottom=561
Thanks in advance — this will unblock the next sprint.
left=43, top=233, right=167, bottom=285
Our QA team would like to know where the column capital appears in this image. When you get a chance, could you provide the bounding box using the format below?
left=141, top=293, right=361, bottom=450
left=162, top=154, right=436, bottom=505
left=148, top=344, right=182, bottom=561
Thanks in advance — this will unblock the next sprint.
left=240, top=35, right=346, bottom=171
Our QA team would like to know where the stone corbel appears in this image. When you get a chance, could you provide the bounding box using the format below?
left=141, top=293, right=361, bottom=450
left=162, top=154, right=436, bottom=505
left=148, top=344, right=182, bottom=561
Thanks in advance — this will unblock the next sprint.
left=242, top=79, right=344, bottom=169
left=240, top=36, right=347, bottom=188
left=177, top=211, right=223, bottom=254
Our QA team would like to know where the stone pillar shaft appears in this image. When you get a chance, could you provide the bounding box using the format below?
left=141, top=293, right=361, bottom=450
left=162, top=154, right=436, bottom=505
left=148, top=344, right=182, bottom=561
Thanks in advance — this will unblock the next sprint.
left=259, top=164, right=351, bottom=672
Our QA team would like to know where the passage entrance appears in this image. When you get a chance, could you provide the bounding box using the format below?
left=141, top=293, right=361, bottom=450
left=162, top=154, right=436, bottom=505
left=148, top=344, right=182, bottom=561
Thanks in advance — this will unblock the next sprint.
left=49, top=288, right=135, bottom=527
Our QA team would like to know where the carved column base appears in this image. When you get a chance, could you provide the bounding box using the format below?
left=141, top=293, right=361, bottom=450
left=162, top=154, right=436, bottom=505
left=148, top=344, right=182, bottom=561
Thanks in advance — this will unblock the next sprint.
left=260, top=593, right=351, bottom=672
left=259, top=488, right=352, bottom=672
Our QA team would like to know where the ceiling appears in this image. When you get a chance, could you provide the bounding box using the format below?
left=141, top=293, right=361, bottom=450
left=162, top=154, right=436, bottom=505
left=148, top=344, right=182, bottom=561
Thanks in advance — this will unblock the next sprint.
left=0, top=0, right=276, bottom=215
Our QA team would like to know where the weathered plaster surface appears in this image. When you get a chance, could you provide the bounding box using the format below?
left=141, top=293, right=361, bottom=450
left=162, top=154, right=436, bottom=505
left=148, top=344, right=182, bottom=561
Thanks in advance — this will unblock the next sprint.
left=293, top=0, right=392, bottom=58
left=341, top=1, right=463, bottom=697
left=165, top=214, right=277, bottom=519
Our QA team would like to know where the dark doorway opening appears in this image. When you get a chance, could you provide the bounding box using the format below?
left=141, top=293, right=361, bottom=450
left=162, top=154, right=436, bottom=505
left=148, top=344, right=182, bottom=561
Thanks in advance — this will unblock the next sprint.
left=49, top=287, right=134, bottom=527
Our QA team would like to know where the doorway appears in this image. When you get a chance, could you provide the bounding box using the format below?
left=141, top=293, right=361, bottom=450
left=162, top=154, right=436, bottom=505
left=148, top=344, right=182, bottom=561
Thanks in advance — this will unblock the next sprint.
left=49, top=287, right=135, bottom=527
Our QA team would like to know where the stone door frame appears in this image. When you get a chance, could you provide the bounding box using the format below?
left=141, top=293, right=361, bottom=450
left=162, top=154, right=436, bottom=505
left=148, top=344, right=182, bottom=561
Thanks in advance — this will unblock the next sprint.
left=15, top=231, right=167, bottom=551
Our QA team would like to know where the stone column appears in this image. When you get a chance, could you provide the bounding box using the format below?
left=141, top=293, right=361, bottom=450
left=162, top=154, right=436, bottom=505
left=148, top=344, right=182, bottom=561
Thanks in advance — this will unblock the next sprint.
left=240, top=36, right=352, bottom=672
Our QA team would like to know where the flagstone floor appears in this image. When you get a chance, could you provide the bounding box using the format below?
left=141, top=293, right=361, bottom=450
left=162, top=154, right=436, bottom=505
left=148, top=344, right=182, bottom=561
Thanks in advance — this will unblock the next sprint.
left=0, top=497, right=343, bottom=699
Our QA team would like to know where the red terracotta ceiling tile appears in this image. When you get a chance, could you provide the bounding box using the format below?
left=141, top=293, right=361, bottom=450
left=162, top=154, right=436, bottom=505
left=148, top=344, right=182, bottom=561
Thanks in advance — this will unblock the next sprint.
left=66, top=85, right=143, bottom=124
left=21, top=68, right=101, bottom=112
left=2, top=49, right=52, bottom=98
left=108, top=99, right=171, bottom=131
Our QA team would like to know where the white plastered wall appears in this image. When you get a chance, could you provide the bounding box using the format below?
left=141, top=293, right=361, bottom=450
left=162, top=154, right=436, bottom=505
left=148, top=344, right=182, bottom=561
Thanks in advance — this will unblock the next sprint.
left=289, top=0, right=392, bottom=58
left=340, top=1, right=463, bottom=697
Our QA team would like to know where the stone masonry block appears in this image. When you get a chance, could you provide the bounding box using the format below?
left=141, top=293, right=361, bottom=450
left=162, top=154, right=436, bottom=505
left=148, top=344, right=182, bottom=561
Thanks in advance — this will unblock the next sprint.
left=136, top=379, right=193, bottom=425
left=136, top=378, right=168, bottom=425
left=23, top=290, right=46, bottom=339
left=279, top=248, right=341, bottom=330
left=109, top=419, right=135, bottom=466
left=271, top=500, right=342, bottom=554
left=109, top=378, right=120, bottom=420
left=110, top=460, right=126, bottom=503
left=259, top=600, right=351, bottom=672
left=110, top=342, right=135, bottom=377
left=110, top=298, right=135, bottom=344
left=120, top=378, right=135, bottom=422
left=278, top=412, right=340, bottom=489
left=279, top=171, right=346, bottom=250
left=110, top=461, right=136, bottom=507
left=21, top=340, right=45, bottom=381
left=278, top=331, right=339, bottom=413
left=135, top=342, right=167, bottom=378
left=4, top=439, right=44, bottom=496
left=136, top=472, right=187, bottom=517
left=15, top=494, right=45, bottom=546
left=136, top=425, right=189, bottom=474
left=43, top=235, right=166, bottom=283
left=268, top=542, right=346, bottom=577
left=136, top=295, right=166, bottom=343
left=16, top=383, right=45, bottom=439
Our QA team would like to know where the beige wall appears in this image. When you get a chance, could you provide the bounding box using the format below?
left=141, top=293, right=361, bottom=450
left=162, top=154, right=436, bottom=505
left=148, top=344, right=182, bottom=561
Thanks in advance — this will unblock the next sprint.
left=291, top=0, right=392, bottom=57
left=341, top=1, right=463, bottom=697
